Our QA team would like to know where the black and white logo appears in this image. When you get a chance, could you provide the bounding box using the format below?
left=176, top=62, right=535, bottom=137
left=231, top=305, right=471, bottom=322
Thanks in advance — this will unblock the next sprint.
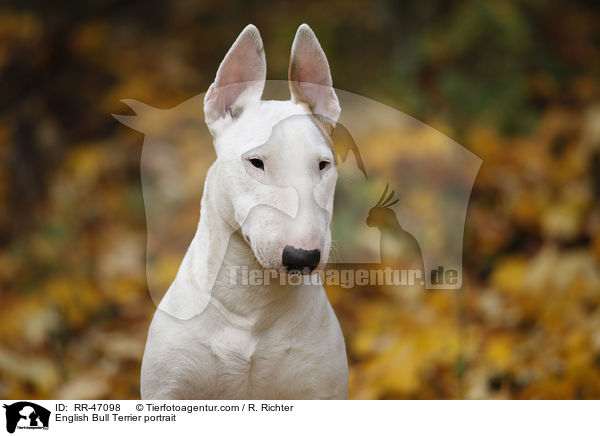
left=2, top=402, right=50, bottom=434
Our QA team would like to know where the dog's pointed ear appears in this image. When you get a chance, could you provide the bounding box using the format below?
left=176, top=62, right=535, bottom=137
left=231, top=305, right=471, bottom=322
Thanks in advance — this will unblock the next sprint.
left=204, top=25, right=266, bottom=131
left=289, top=24, right=340, bottom=132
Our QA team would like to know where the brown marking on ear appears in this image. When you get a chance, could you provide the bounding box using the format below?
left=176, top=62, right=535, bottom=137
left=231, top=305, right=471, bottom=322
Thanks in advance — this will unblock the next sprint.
left=291, top=99, right=334, bottom=149
left=310, top=112, right=335, bottom=151
left=313, top=114, right=335, bottom=138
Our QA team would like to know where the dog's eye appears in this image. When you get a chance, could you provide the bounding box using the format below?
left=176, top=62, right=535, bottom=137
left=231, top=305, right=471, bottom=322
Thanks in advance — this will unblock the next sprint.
left=250, top=158, right=264, bottom=170
left=319, top=161, right=330, bottom=171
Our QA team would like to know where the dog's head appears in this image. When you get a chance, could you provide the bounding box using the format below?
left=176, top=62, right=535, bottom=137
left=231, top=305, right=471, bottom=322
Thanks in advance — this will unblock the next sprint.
left=204, top=24, right=340, bottom=275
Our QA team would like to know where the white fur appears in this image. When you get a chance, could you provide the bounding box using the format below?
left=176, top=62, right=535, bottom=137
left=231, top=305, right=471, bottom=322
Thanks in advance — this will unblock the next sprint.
left=141, top=24, right=348, bottom=399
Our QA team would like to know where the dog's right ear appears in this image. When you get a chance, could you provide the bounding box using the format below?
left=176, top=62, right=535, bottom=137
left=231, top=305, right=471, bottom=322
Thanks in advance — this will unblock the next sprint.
left=204, top=25, right=266, bottom=132
left=289, top=24, right=340, bottom=133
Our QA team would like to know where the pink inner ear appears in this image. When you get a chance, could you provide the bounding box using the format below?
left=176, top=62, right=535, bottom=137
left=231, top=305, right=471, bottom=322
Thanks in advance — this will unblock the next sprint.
left=290, top=41, right=332, bottom=87
left=291, top=82, right=335, bottom=118
left=207, top=82, right=254, bottom=119
left=217, top=42, right=264, bottom=87
left=288, top=27, right=339, bottom=125
left=212, top=48, right=264, bottom=116
left=205, top=26, right=266, bottom=123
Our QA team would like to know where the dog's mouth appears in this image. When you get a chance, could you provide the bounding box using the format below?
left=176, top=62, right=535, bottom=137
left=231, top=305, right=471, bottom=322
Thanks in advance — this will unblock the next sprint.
left=241, top=229, right=325, bottom=276
left=281, top=245, right=321, bottom=276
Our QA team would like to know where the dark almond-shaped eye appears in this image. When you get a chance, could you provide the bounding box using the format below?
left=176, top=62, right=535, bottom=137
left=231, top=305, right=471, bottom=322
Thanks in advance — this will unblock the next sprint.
left=319, top=160, right=330, bottom=171
left=250, top=158, right=264, bottom=170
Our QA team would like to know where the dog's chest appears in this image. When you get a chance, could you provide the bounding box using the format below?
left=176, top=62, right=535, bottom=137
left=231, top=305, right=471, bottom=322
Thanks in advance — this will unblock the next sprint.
left=206, top=324, right=331, bottom=399
left=143, top=287, right=348, bottom=399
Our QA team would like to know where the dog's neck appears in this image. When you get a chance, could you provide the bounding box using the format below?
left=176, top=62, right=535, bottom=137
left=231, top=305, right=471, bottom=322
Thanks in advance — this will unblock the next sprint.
left=159, top=163, right=319, bottom=326
left=211, top=229, right=305, bottom=329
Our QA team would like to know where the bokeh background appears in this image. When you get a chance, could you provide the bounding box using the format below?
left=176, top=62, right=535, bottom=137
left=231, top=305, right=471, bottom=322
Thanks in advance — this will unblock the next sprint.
left=1, top=0, right=600, bottom=399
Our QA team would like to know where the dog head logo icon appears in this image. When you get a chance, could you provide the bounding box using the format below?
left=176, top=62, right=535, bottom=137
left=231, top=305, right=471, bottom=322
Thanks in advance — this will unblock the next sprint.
left=2, top=402, right=50, bottom=433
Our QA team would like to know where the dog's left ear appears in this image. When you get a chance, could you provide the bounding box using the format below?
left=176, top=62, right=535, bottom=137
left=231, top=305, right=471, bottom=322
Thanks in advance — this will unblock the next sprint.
left=289, top=24, right=341, bottom=133
left=204, top=24, right=266, bottom=132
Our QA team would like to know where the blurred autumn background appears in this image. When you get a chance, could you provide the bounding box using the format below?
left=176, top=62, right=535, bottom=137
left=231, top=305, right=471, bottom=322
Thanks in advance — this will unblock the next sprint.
left=1, top=0, right=600, bottom=399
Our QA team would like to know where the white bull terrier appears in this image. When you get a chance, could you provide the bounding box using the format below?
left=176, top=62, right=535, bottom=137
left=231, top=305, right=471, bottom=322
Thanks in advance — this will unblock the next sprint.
left=140, top=24, right=349, bottom=399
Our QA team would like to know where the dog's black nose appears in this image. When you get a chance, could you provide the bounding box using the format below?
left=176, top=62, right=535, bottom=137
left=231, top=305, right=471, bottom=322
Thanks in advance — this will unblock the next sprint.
left=282, top=246, right=320, bottom=274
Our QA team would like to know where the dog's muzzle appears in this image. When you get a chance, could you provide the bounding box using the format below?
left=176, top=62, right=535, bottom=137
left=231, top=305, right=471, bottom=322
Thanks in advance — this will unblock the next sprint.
left=282, top=245, right=320, bottom=274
